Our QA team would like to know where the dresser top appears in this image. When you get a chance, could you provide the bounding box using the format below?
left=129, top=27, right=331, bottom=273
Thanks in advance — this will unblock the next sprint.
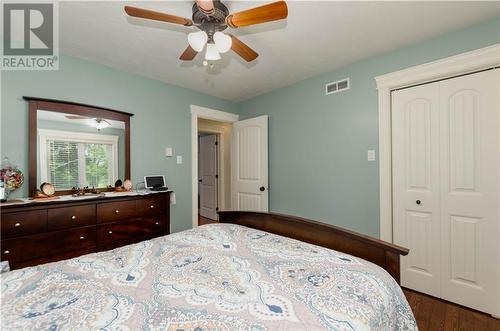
left=0, top=190, right=172, bottom=210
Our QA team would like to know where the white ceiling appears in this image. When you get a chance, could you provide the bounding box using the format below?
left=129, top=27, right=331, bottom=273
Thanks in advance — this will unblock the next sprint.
left=38, top=110, right=126, bottom=129
left=59, top=1, right=500, bottom=101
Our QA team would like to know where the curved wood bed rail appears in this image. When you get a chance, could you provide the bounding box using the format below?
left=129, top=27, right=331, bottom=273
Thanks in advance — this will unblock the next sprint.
left=218, top=211, right=409, bottom=284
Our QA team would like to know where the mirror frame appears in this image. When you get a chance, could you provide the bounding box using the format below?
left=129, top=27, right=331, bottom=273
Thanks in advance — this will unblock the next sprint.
left=26, top=96, right=133, bottom=197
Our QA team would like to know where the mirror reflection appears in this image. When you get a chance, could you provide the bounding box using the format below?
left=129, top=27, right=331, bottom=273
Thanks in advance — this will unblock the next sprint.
left=37, top=110, right=126, bottom=191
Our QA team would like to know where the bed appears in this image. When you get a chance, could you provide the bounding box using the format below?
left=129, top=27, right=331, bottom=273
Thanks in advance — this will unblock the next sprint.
left=1, top=212, right=417, bottom=330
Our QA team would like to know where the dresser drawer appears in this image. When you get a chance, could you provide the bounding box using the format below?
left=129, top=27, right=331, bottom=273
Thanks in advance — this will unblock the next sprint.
left=97, top=218, right=164, bottom=245
left=48, top=205, right=96, bottom=231
left=46, top=226, right=97, bottom=253
left=144, top=216, right=168, bottom=236
left=97, top=200, right=137, bottom=223
left=137, top=196, right=166, bottom=216
left=1, top=210, right=47, bottom=239
left=1, top=226, right=96, bottom=263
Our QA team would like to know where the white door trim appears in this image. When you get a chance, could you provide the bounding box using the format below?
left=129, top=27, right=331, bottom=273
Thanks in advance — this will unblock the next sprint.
left=375, top=43, right=500, bottom=243
left=191, top=105, right=239, bottom=229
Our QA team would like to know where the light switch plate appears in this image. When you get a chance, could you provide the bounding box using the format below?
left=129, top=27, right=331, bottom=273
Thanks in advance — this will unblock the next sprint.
left=367, top=150, right=376, bottom=161
left=165, top=147, right=173, bottom=157
left=176, top=155, right=183, bottom=164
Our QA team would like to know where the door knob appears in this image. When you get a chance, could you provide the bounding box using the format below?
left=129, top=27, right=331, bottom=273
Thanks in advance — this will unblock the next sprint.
left=259, top=186, right=265, bottom=192
left=416, top=200, right=421, bottom=205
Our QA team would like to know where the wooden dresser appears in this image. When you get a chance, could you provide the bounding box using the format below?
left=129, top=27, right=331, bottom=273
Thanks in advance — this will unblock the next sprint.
left=0, top=192, right=170, bottom=270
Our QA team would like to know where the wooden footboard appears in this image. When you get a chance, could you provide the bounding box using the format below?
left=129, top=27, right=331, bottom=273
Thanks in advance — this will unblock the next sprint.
left=218, top=211, right=409, bottom=284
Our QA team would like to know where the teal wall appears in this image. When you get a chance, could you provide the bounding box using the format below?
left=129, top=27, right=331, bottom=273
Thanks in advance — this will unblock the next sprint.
left=2, top=18, right=498, bottom=236
left=237, top=18, right=500, bottom=237
left=1, top=54, right=237, bottom=233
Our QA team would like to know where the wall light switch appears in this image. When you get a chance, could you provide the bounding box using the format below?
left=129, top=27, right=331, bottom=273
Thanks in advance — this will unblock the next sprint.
left=367, top=150, right=376, bottom=161
left=165, top=147, right=173, bottom=157
left=176, top=155, right=183, bottom=164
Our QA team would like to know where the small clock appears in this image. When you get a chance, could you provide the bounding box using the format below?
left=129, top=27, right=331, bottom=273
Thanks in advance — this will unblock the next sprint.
left=40, top=182, right=55, bottom=196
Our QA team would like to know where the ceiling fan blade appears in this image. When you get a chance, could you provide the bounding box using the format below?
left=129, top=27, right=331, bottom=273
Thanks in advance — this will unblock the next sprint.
left=225, top=1, right=288, bottom=28
left=195, top=0, right=215, bottom=16
left=65, top=115, right=89, bottom=120
left=229, top=34, right=258, bottom=62
left=179, top=45, right=198, bottom=61
left=124, top=6, right=193, bottom=26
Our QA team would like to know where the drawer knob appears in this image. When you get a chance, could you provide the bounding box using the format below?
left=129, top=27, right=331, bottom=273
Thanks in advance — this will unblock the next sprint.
left=150, top=205, right=155, bottom=209
left=108, top=230, right=113, bottom=234
left=155, top=221, right=159, bottom=225
left=115, top=210, right=120, bottom=214
left=71, top=215, right=77, bottom=220
left=14, top=222, right=21, bottom=227
left=79, top=236, right=85, bottom=240
left=3, top=250, right=10, bottom=255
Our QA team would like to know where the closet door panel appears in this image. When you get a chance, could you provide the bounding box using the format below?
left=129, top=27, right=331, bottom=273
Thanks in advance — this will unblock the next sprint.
left=439, top=69, right=499, bottom=314
left=392, top=82, right=441, bottom=297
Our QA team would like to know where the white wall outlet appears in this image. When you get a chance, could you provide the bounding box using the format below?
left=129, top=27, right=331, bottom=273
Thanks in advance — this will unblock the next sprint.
left=165, top=147, right=173, bottom=157
left=176, top=155, right=183, bottom=164
left=367, top=150, right=376, bottom=161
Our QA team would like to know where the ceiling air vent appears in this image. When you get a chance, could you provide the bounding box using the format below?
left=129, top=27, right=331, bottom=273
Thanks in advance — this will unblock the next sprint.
left=325, top=78, right=350, bottom=95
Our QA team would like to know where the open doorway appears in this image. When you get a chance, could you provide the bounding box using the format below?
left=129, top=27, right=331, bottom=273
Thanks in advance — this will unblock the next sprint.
left=191, top=105, right=269, bottom=229
left=198, top=119, right=232, bottom=225
left=191, top=105, right=239, bottom=228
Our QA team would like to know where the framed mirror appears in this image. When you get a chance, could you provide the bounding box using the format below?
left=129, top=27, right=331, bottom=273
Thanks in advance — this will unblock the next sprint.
left=26, top=97, right=133, bottom=196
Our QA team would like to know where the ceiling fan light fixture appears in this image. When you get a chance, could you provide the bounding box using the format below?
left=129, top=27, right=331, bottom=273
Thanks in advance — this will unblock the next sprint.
left=205, top=43, right=221, bottom=60
left=91, top=118, right=111, bottom=130
left=213, top=31, right=232, bottom=53
left=188, top=30, right=208, bottom=52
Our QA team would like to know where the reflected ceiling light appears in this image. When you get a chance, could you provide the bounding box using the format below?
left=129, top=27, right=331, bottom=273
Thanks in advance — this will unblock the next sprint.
left=91, top=118, right=111, bottom=131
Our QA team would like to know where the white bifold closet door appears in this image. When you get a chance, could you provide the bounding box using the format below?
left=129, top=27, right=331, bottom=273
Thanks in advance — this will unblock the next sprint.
left=392, top=69, right=499, bottom=315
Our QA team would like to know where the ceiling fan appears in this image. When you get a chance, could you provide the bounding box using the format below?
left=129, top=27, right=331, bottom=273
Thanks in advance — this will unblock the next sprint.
left=124, top=0, right=288, bottom=63
left=65, top=115, right=111, bottom=130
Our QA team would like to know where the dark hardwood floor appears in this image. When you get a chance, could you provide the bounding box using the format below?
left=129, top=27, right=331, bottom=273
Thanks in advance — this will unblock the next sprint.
left=198, top=215, right=218, bottom=226
left=403, top=288, right=500, bottom=331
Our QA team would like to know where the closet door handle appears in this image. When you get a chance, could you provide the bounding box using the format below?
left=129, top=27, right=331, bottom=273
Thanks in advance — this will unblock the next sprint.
left=416, top=200, right=421, bottom=205
left=259, top=186, right=265, bottom=192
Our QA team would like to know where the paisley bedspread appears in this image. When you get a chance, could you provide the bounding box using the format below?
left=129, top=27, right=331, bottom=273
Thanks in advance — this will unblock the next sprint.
left=1, top=223, right=417, bottom=330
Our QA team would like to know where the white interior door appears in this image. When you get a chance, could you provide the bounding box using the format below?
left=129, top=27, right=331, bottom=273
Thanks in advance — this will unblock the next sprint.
left=231, top=115, right=268, bottom=211
left=392, top=82, right=442, bottom=297
left=438, top=69, right=499, bottom=313
left=199, top=134, right=218, bottom=220
left=392, top=69, right=499, bottom=315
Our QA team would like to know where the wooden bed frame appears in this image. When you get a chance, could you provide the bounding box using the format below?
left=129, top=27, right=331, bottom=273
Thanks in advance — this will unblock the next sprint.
left=219, top=211, right=409, bottom=284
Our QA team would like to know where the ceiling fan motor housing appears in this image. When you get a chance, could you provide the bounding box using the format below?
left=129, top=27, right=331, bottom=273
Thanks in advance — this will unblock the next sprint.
left=192, top=0, right=229, bottom=41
